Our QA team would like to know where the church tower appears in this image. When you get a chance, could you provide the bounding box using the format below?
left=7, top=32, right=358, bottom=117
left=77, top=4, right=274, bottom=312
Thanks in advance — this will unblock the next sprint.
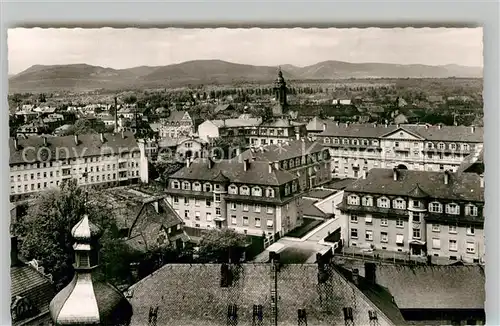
left=49, top=215, right=133, bottom=326
left=272, top=67, right=288, bottom=116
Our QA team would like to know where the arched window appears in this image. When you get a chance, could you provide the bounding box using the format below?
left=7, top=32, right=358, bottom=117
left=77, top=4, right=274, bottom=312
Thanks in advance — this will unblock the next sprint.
left=182, top=181, right=191, bottom=190
left=393, top=198, right=406, bottom=210
left=193, top=182, right=201, bottom=191
left=377, top=197, right=390, bottom=208
left=427, top=142, right=434, bottom=149
left=266, top=188, right=275, bottom=198
left=171, top=180, right=180, bottom=189
left=347, top=194, right=360, bottom=205
left=450, top=143, right=457, bottom=150
left=289, top=159, right=294, bottom=168
left=203, top=183, right=212, bottom=192
left=352, top=139, right=359, bottom=145
left=324, top=138, right=331, bottom=144
left=251, top=186, right=262, bottom=197
left=438, top=142, right=445, bottom=150
left=462, top=143, right=470, bottom=151
left=429, top=202, right=443, bottom=213
left=240, top=185, right=250, bottom=196
left=446, top=203, right=460, bottom=215
left=362, top=196, right=373, bottom=207
left=228, top=184, right=238, bottom=195
left=465, top=204, right=478, bottom=216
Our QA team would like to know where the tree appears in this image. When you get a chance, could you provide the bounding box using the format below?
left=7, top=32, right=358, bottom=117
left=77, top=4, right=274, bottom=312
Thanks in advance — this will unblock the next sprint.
left=63, top=119, right=107, bottom=136
left=13, top=179, right=131, bottom=290
left=197, top=228, right=248, bottom=263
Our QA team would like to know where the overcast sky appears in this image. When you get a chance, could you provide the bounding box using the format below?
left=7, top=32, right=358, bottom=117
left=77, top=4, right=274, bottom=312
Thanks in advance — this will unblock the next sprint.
left=8, top=27, right=483, bottom=74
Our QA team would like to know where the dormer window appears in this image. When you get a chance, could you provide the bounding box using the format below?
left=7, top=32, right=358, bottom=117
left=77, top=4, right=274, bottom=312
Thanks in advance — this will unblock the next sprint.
left=193, top=182, right=201, bottom=191
left=362, top=196, right=373, bottom=206
left=228, top=184, right=238, bottom=195
left=462, top=143, right=470, bottom=151
left=334, top=138, right=339, bottom=144
left=182, top=181, right=191, bottom=190
left=466, top=204, right=478, bottom=216
left=438, top=142, right=445, bottom=150
left=266, top=188, right=275, bottom=198
left=450, top=143, right=457, bottom=150
left=393, top=198, right=406, bottom=210
left=171, top=180, right=180, bottom=189
left=429, top=202, right=443, bottom=213
left=251, top=186, right=262, bottom=197
left=352, top=139, right=359, bottom=145
left=285, top=184, right=290, bottom=196
left=240, top=186, right=250, bottom=196
left=343, top=138, right=349, bottom=144
left=446, top=203, right=460, bottom=215
left=427, top=142, right=434, bottom=149
left=347, top=195, right=360, bottom=205
left=291, top=182, right=298, bottom=192
left=377, top=197, right=390, bottom=208
left=289, top=160, right=294, bottom=168
left=324, top=138, right=331, bottom=144
left=203, top=183, right=212, bottom=192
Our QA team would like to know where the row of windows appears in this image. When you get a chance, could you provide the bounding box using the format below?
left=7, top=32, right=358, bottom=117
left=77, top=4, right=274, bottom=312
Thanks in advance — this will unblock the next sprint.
left=173, top=196, right=277, bottom=215
left=10, top=154, right=140, bottom=170
left=230, top=202, right=275, bottom=214
left=351, top=228, right=415, bottom=242
left=323, top=137, right=379, bottom=146
left=432, top=238, right=477, bottom=253
left=230, top=215, right=274, bottom=228
left=351, top=215, right=414, bottom=225
left=347, top=194, right=479, bottom=216
left=172, top=180, right=280, bottom=198
left=431, top=224, right=476, bottom=235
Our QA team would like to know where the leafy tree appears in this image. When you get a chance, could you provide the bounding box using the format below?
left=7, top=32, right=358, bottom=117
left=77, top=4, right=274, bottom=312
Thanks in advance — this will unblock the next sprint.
left=63, top=119, right=107, bottom=136
left=197, top=228, right=248, bottom=263
left=123, top=95, right=137, bottom=104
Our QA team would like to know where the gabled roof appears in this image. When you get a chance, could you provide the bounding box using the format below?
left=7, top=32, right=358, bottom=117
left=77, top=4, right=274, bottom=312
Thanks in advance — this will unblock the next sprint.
left=169, top=158, right=298, bottom=186
left=374, top=265, right=485, bottom=310
left=299, top=198, right=329, bottom=218
left=407, top=184, right=429, bottom=198
left=127, top=263, right=400, bottom=326
left=345, top=168, right=484, bottom=203
left=239, top=139, right=326, bottom=162
left=306, top=116, right=329, bottom=131
left=166, top=110, right=191, bottom=122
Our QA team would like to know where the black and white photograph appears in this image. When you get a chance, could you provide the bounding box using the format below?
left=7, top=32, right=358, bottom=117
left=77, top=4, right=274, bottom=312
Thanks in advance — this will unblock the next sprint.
left=8, top=27, right=484, bottom=326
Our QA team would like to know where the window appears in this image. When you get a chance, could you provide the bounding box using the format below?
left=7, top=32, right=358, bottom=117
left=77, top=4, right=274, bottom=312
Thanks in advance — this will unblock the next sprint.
left=396, top=234, right=404, bottom=245
left=206, top=199, right=212, bottom=207
left=243, top=204, right=249, bottom=212
left=267, top=206, right=274, bottom=214
left=432, top=238, right=441, bottom=249
left=351, top=228, right=358, bottom=239
left=429, top=202, right=443, bottom=213
left=173, top=196, right=179, bottom=204
left=266, top=188, right=275, bottom=198
left=184, top=210, right=190, bottom=219
left=182, top=181, right=191, bottom=190
left=255, top=218, right=261, bottom=227
left=206, top=212, right=212, bottom=221
left=362, top=196, right=373, bottom=206
left=230, top=203, right=236, bottom=210
left=350, top=215, right=358, bottom=223
left=365, top=230, right=373, bottom=241
left=195, top=199, right=200, bottom=207
left=254, top=204, right=261, bottom=213
left=466, top=205, right=478, bottom=216
left=466, top=241, right=475, bottom=253
left=396, top=219, right=404, bottom=227
left=183, top=197, right=189, bottom=205
left=381, top=232, right=388, bottom=243
left=215, top=194, right=221, bottom=202
left=267, top=219, right=274, bottom=228
left=413, top=228, right=421, bottom=239
left=252, top=186, right=262, bottom=197
left=438, top=142, right=445, bottom=150
left=216, top=207, right=221, bottom=215
left=347, top=195, right=360, bottom=205
left=467, top=226, right=475, bottom=235
left=240, top=186, right=250, bottom=196
left=449, top=225, right=457, bottom=233
left=446, top=203, right=460, bottom=215
left=377, top=197, right=390, bottom=208
left=432, top=224, right=440, bottom=232
left=365, top=216, right=373, bottom=224
left=380, top=218, right=388, bottom=226
left=449, top=240, right=458, bottom=251
left=462, top=143, right=470, bottom=151
left=427, top=142, right=434, bottom=149
left=231, top=215, right=237, bottom=225
left=228, top=184, right=238, bottom=195
left=172, top=180, right=180, bottom=189
left=204, top=183, right=212, bottom=192
left=395, top=141, right=399, bottom=148
left=242, top=217, right=249, bottom=226
left=195, top=211, right=201, bottom=220
left=393, top=198, right=406, bottom=210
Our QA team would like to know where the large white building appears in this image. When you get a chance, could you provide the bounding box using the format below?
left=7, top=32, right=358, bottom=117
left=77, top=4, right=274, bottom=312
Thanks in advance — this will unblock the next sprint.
left=316, top=123, right=483, bottom=178
left=9, top=131, right=149, bottom=201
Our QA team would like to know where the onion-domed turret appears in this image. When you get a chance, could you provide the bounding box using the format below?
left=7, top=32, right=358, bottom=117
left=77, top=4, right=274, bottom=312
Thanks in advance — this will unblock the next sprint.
left=49, top=215, right=133, bottom=326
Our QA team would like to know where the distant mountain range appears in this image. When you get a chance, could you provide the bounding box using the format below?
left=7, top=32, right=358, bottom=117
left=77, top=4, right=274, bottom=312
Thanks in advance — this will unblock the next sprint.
left=8, top=60, right=483, bottom=93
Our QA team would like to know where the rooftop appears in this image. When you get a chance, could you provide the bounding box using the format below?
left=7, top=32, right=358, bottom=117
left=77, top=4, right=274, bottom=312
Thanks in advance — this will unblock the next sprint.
left=211, top=118, right=262, bottom=128
left=303, top=188, right=338, bottom=200
left=239, top=138, right=326, bottom=162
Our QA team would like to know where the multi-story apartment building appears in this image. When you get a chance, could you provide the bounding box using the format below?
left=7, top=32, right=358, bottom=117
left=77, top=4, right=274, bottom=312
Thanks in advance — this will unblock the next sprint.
left=318, top=122, right=483, bottom=178
left=159, top=110, right=194, bottom=138
left=238, top=138, right=332, bottom=191
left=339, top=168, right=484, bottom=264
left=9, top=131, right=149, bottom=201
left=165, top=157, right=303, bottom=237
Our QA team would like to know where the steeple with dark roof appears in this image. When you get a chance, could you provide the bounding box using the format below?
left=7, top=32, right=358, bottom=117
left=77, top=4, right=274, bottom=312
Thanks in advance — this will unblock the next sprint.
left=49, top=215, right=133, bottom=325
left=273, top=66, right=288, bottom=116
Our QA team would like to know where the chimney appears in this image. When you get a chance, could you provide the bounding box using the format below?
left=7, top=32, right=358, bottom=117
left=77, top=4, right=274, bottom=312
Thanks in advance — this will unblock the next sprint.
left=480, top=174, right=484, bottom=188
left=352, top=268, right=360, bottom=286
left=208, top=158, right=214, bottom=169
left=425, top=124, right=429, bottom=129
left=384, top=123, right=388, bottom=128
left=296, top=133, right=300, bottom=140
left=186, top=158, right=191, bottom=168
left=268, top=162, right=273, bottom=173
left=362, top=170, right=368, bottom=179
left=100, top=132, right=105, bottom=143
left=444, top=170, right=450, bottom=185
left=323, top=123, right=327, bottom=131
left=438, top=124, right=442, bottom=129
left=393, top=167, right=398, bottom=181
left=373, top=123, right=377, bottom=128
left=471, top=125, right=475, bottom=133
left=43, top=136, right=47, bottom=147
left=11, top=237, right=19, bottom=267
left=74, top=134, right=79, bottom=145
left=365, top=262, right=376, bottom=284
left=336, top=121, right=340, bottom=127
left=13, top=137, right=18, bottom=151
left=243, top=159, right=250, bottom=171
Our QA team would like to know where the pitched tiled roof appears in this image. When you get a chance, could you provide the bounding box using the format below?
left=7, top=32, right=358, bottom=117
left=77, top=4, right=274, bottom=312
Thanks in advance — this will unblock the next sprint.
left=166, top=110, right=190, bottom=122
left=303, top=188, right=338, bottom=200
left=239, top=139, right=326, bottom=162
left=306, top=117, right=329, bottom=132
left=127, top=263, right=400, bottom=326
left=374, top=265, right=485, bottom=310
left=211, top=118, right=262, bottom=128
left=319, top=123, right=483, bottom=143
left=345, top=169, right=484, bottom=202
left=11, top=264, right=55, bottom=325
left=169, top=158, right=298, bottom=186
left=10, top=132, right=138, bottom=165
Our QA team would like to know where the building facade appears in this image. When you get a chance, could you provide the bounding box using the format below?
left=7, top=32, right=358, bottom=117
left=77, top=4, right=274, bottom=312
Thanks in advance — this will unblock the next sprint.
left=159, top=110, right=194, bottom=138
left=165, top=157, right=303, bottom=237
left=9, top=131, right=148, bottom=201
left=317, top=122, right=483, bottom=178
left=339, top=168, right=484, bottom=264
